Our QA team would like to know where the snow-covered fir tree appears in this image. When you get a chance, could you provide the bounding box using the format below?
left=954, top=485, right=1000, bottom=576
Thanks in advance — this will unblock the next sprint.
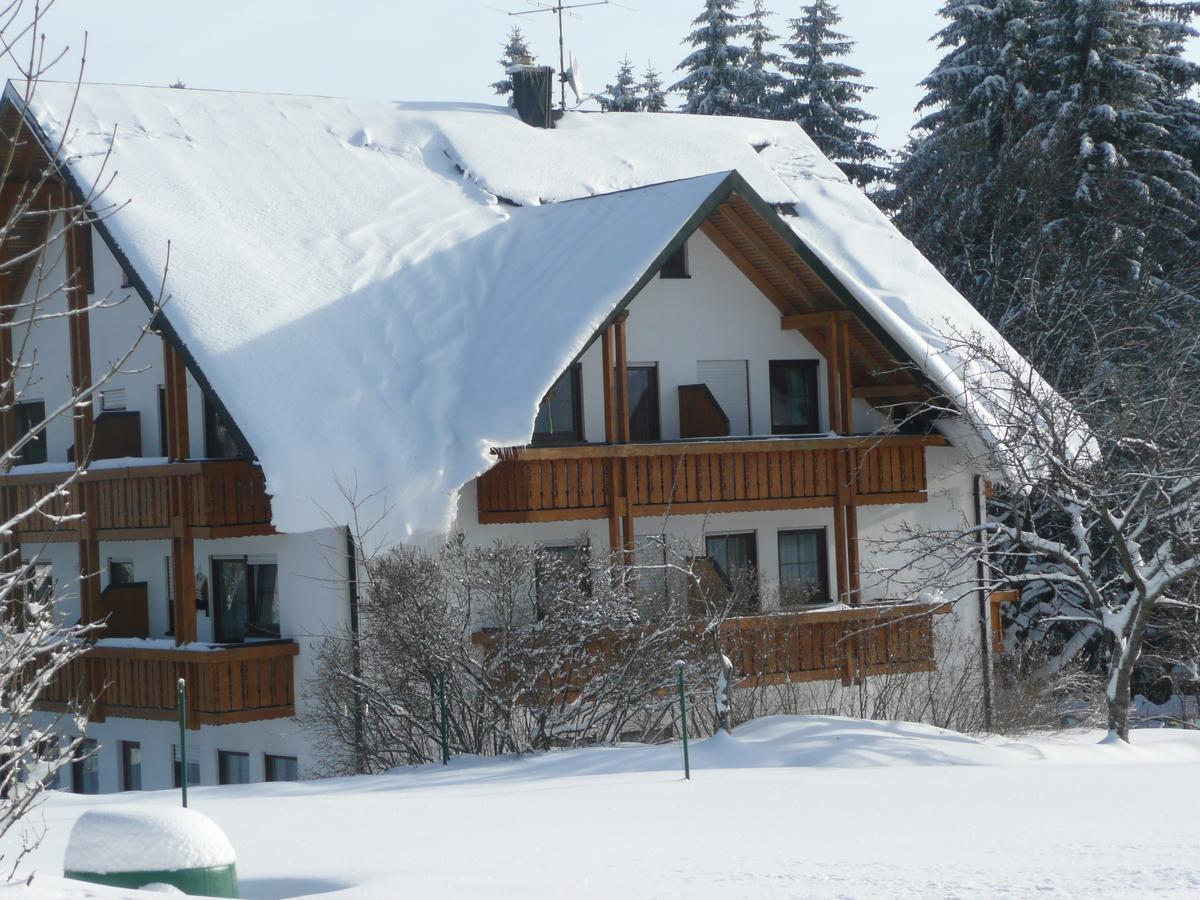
left=492, top=26, right=535, bottom=96
left=672, top=0, right=751, bottom=115
left=642, top=63, right=668, bottom=112
left=739, top=0, right=784, bottom=116
left=599, top=56, right=644, bottom=112
left=889, top=0, right=1040, bottom=294
left=776, top=0, right=887, bottom=185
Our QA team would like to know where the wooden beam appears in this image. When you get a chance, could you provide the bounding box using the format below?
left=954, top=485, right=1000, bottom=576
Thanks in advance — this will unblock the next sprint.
left=614, top=314, right=634, bottom=566
left=162, top=341, right=190, bottom=461
left=63, top=195, right=94, bottom=461
left=0, top=280, right=16, bottom=466
left=170, top=476, right=198, bottom=644
left=497, top=432, right=947, bottom=461
left=781, top=311, right=838, bottom=332
left=826, top=315, right=842, bottom=434
left=600, top=324, right=621, bottom=558
left=717, top=202, right=822, bottom=308
left=845, top=450, right=861, bottom=607
left=838, top=313, right=854, bottom=435
left=699, top=220, right=793, bottom=316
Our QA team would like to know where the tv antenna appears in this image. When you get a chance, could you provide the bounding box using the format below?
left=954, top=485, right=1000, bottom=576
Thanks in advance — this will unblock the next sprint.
left=509, top=1, right=609, bottom=112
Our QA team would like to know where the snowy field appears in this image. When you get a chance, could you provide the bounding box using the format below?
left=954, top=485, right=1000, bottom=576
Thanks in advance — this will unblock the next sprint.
left=4, top=716, right=1200, bottom=899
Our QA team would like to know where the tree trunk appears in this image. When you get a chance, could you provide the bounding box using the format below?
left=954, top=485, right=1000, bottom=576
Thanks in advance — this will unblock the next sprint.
left=1106, top=654, right=1132, bottom=742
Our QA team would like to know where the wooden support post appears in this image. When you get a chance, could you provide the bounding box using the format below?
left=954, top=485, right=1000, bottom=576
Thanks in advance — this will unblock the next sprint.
left=832, top=456, right=849, bottom=605
left=600, top=325, right=622, bottom=560
left=162, top=342, right=190, bottom=461
left=0, top=281, right=16, bottom=464
left=63, top=196, right=94, bottom=461
left=838, top=313, right=854, bottom=435
left=826, top=316, right=842, bottom=435
left=614, top=314, right=635, bottom=568
left=170, top=476, right=198, bottom=645
left=845, top=450, right=861, bottom=607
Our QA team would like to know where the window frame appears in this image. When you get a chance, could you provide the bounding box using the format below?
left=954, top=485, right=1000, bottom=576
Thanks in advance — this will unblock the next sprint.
left=72, top=739, right=99, bottom=794
left=534, top=542, right=592, bottom=620
left=120, top=741, right=142, bottom=791
left=531, top=364, right=584, bottom=446
left=108, top=559, right=135, bottom=587
left=777, top=528, right=831, bottom=607
left=217, top=749, right=251, bottom=786
left=658, top=243, right=689, bottom=279
left=172, top=744, right=201, bottom=788
left=769, top=359, right=821, bottom=436
left=703, top=531, right=759, bottom=590
left=211, top=556, right=281, bottom=643
left=203, top=393, right=241, bottom=459
left=14, top=399, right=48, bottom=465
left=626, top=363, right=661, bottom=442
left=264, top=754, right=299, bottom=782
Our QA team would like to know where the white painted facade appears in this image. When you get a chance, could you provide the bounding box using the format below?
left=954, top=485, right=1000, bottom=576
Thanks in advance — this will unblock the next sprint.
left=23, top=229, right=353, bottom=793
left=24, top=205, right=987, bottom=796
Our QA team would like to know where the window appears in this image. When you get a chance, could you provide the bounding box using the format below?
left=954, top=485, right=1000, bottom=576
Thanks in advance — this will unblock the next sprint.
left=203, top=394, right=240, bottom=459
left=14, top=400, right=47, bottom=465
left=120, top=741, right=141, bottom=791
left=164, top=556, right=174, bottom=636
left=778, top=529, right=830, bottom=607
left=172, top=744, right=201, bottom=788
left=72, top=739, right=99, bottom=794
left=627, top=365, right=661, bottom=442
left=265, top=754, right=298, bottom=782
left=212, top=557, right=279, bottom=643
left=659, top=243, right=688, bottom=278
left=532, top=365, right=583, bottom=445
left=697, top=361, right=750, bottom=435
left=218, top=750, right=250, bottom=785
left=534, top=543, right=591, bottom=619
left=769, top=360, right=820, bottom=435
left=158, top=385, right=168, bottom=457
left=704, top=532, right=758, bottom=596
left=108, top=559, right=135, bottom=586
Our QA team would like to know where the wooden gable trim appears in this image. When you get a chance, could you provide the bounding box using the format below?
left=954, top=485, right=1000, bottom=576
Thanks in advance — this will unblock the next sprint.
left=1, top=91, right=258, bottom=464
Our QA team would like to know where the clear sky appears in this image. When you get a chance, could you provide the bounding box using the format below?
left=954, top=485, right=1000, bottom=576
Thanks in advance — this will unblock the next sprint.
left=13, top=1, right=1200, bottom=153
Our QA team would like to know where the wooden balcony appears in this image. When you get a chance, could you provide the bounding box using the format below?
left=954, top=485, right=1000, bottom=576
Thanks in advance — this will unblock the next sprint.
left=724, top=602, right=943, bottom=687
left=36, top=639, right=298, bottom=728
left=0, top=458, right=274, bottom=541
left=472, top=602, right=945, bottom=694
left=477, top=434, right=942, bottom=524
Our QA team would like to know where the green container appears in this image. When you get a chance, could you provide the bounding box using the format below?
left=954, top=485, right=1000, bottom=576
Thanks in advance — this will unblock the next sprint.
left=65, top=863, right=238, bottom=897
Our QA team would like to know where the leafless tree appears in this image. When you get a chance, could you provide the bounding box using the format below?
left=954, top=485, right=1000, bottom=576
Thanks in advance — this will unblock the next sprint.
left=0, top=0, right=165, bottom=870
left=881, top=328, right=1200, bottom=741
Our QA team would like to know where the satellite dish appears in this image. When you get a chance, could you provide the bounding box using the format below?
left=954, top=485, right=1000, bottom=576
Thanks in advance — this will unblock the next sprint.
left=565, top=51, right=584, bottom=104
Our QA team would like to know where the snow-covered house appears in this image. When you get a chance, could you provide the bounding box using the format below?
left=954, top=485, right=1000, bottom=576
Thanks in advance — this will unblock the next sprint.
left=4, top=75, right=1041, bottom=792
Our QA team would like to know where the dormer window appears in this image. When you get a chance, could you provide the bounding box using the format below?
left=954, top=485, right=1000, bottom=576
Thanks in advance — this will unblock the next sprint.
left=659, top=243, right=689, bottom=279
left=533, top=365, right=582, bottom=445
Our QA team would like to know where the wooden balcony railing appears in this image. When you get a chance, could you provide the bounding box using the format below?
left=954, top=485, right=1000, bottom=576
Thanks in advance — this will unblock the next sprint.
left=36, top=639, right=298, bottom=728
left=0, top=459, right=273, bottom=541
left=472, top=602, right=945, bottom=694
left=723, top=603, right=943, bottom=687
left=477, top=434, right=942, bottom=524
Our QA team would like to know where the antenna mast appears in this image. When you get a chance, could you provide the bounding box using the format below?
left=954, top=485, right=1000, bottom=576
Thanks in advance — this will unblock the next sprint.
left=509, top=0, right=609, bottom=111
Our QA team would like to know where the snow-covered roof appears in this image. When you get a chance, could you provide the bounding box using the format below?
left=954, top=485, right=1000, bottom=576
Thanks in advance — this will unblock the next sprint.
left=14, top=82, right=1071, bottom=537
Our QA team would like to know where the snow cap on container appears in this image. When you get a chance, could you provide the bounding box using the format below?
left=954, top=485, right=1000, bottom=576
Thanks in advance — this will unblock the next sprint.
left=65, top=807, right=236, bottom=875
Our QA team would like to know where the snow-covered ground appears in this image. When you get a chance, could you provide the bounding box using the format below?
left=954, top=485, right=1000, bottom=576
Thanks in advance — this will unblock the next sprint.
left=5, top=716, right=1200, bottom=898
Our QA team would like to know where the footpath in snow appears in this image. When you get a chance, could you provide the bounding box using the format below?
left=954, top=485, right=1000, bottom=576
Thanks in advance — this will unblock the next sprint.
left=4, top=715, right=1200, bottom=899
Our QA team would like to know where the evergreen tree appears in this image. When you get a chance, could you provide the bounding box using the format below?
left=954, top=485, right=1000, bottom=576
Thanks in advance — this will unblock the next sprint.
left=599, top=56, right=644, bottom=112
left=672, top=0, right=751, bottom=115
left=888, top=0, right=1040, bottom=292
left=740, top=0, right=785, bottom=116
left=492, top=26, right=535, bottom=96
left=776, top=1, right=888, bottom=185
left=642, top=63, right=668, bottom=112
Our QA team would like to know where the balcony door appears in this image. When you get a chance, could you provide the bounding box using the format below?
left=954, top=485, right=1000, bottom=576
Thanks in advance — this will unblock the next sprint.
left=212, top=557, right=280, bottom=643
